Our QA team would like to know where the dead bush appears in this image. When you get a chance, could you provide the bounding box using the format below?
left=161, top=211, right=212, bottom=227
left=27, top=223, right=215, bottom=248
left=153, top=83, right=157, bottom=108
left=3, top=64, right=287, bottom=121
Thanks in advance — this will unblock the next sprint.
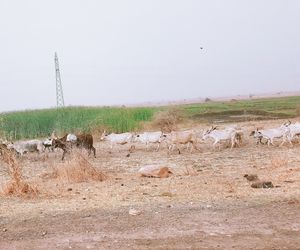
left=152, top=107, right=184, bottom=132
left=0, top=144, right=39, bottom=198
left=50, top=151, right=106, bottom=183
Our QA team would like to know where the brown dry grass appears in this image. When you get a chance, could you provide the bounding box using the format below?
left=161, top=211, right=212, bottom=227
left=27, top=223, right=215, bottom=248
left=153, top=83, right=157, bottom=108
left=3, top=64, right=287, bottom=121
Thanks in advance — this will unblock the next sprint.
left=151, top=107, right=184, bottom=132
left=0, top=144, right=39, bottom=198
left=49, top=151, right=106, bottom=183
left=270, top=154, right=288, bottom=168
left=182, top=166, right=199, bottom=176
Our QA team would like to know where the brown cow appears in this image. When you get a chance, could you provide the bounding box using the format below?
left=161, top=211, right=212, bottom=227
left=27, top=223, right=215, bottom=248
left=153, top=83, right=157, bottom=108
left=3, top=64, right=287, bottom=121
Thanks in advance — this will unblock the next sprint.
left=76, top=133, right=96, bottom=158
left=52, top=133, right=96, bottom=160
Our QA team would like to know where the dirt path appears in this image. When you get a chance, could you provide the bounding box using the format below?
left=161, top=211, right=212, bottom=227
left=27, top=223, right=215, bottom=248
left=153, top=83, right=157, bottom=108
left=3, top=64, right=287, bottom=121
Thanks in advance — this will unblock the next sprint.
left=1, top=201, right=299, bottom=249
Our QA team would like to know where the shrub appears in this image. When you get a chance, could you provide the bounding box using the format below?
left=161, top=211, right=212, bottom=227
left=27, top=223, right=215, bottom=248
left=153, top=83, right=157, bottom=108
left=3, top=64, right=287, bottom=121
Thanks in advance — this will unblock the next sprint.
left=152, top=107, right=184, bottom=132
left=50, top=151, right=106, bottom=183
left=0, top=144, right=39, bottom=198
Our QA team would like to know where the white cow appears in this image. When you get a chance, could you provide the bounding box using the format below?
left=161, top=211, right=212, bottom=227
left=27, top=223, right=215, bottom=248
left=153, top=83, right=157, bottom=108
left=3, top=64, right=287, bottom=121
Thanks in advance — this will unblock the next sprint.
left=250, top=123, right=291, bottom=146
left=165, top=130, right=199, bottom=154
left=7, top=139, right=45, bottom=155
left=43, top=138, right=54, bottom=151
left=100, top=131, right=135, bottom=150
left=135, top=131, right=167, bottom=151
left=66, top=134, right=77, bottom=142
left=286, top=122, right=300, bottom=142
left=202, top=126, right=240, bottom=149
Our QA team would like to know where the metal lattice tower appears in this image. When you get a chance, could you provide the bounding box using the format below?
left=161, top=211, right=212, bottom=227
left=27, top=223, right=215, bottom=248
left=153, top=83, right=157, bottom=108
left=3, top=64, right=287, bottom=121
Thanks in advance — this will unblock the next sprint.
left=54, top=52, right=65, bottom=108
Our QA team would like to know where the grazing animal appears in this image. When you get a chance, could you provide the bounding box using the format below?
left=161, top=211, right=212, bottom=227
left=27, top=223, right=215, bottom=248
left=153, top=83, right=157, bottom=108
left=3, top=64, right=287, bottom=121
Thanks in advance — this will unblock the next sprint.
left=100, top=131, right=135, bottom=150
left=43, top=138, right=54, bottom=151
left=202, top=126, right=239, bottom=149
left=165, top=130, right=199, bottom=154
left=52, top=138, right=69, bottom=160
left=52, top=133, right=96, bottom=160
left=286, top=122, right=300, bottom=142
left=249, top=131, right=267, bottom=145
left=7, top=139, right=44, bottom=155
left=76, top=133, right=96, bottom=157
left=135, top=131, right=167, bottom=151
left=250, top=122, right=291, bottom=147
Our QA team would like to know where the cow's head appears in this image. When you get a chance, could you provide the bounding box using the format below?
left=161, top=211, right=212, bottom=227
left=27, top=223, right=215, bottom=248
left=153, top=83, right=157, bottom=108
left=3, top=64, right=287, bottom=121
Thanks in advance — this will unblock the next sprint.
left=250, top=129, right=262, bottom=138
left=52, top=139, right=65, bottom=149
left=249, top=130, right=256, bottom=136
left=202, top=126, right=217, bottom=139
left=100, top=130, right=109, bottom=141
left=282, top=120, right=292, bottom=127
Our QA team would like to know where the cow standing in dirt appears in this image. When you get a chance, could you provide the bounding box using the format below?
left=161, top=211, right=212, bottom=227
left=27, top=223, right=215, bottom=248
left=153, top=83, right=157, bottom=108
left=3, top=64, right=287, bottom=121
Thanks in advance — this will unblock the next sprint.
left=52, top=133, right=96, bottom=160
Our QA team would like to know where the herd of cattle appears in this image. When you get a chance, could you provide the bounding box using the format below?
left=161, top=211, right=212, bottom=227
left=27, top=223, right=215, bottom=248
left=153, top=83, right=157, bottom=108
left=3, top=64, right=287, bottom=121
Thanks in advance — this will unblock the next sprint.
left=1, top=120, right=300, bottom=160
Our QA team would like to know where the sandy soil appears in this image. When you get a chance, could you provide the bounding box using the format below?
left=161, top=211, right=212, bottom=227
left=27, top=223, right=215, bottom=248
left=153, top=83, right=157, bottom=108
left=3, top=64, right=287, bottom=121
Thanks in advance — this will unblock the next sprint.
left=0, top=119, right=300, bottom=249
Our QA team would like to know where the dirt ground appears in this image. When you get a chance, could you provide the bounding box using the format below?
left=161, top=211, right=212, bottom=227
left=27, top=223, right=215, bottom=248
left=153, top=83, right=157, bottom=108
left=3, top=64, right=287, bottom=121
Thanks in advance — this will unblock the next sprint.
left=0, top=119, right=300, bottom=250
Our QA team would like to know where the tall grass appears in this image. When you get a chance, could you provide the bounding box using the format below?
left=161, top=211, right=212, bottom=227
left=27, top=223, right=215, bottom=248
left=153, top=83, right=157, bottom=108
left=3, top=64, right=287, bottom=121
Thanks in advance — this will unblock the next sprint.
left=0, top=106, right=156, bottom=140
left=1, top=96, right=300, bottom=140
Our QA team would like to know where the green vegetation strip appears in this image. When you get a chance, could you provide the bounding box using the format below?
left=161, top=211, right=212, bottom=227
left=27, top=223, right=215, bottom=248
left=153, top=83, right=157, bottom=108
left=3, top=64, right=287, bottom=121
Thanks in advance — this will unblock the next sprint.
left=0, top=96, right=299, bottom=140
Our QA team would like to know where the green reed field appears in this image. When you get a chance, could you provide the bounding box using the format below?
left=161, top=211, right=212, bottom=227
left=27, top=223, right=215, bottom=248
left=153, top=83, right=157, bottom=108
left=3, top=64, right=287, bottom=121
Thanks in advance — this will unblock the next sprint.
left=1, top=96, right=300, bottom=140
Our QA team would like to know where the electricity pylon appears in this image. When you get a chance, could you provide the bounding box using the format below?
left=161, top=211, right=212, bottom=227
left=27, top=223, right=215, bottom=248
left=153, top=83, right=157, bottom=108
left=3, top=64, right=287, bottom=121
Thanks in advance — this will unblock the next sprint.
left=54, top=52, right=65, bottom=108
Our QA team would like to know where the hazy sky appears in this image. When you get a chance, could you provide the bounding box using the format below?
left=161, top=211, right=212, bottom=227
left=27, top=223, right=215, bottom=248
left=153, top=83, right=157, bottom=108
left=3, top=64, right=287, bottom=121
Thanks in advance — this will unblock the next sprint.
left=0, top=0, right=299, bottom=112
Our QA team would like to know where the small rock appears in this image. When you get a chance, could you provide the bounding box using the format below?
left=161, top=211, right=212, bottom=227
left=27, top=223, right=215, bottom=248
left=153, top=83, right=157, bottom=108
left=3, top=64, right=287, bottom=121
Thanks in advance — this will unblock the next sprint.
left=160, top=192, right=173, bottom=197
left=42, top=231, right=47, bottom=236
left=138, top=165, right=173, bottom=178
left=251, top=181, right=274, bottom=189
left=244, top=174, right=259, bottom=182
left=67, top=188, right=73, bottom=191
left=2, top=228, right=7, bottom=232
left=82, top=197, right=87, bottom=200
left=129, top=208, right=142, bottom=216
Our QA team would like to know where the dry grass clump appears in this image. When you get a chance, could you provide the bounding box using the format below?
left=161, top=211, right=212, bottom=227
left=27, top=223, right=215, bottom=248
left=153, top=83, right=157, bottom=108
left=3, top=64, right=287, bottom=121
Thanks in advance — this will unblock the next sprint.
left=270, top=155, right=288, bottom=168
left=183, top=166, right=198, bottom=176
left=152, top=107, right=184, bottom=132
left=50, top=152, right=106, bottom=183
left=0, top=144, right=39, bottom=198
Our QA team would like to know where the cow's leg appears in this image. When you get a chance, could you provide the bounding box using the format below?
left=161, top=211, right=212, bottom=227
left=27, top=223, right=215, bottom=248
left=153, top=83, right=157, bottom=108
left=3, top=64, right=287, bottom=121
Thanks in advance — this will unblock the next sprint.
left=61, top=150, right=66, bottom=161
left=230, top=137, right=235, bottom=149
left=92, top=146, right=96, bottom=157
left=279, top=138, right=285, bottom=147
left=213, top=140, right=219, bottom=151
left=177, top=143, right=181, bottom=154
left=191, top=142, right=195, bottom=153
